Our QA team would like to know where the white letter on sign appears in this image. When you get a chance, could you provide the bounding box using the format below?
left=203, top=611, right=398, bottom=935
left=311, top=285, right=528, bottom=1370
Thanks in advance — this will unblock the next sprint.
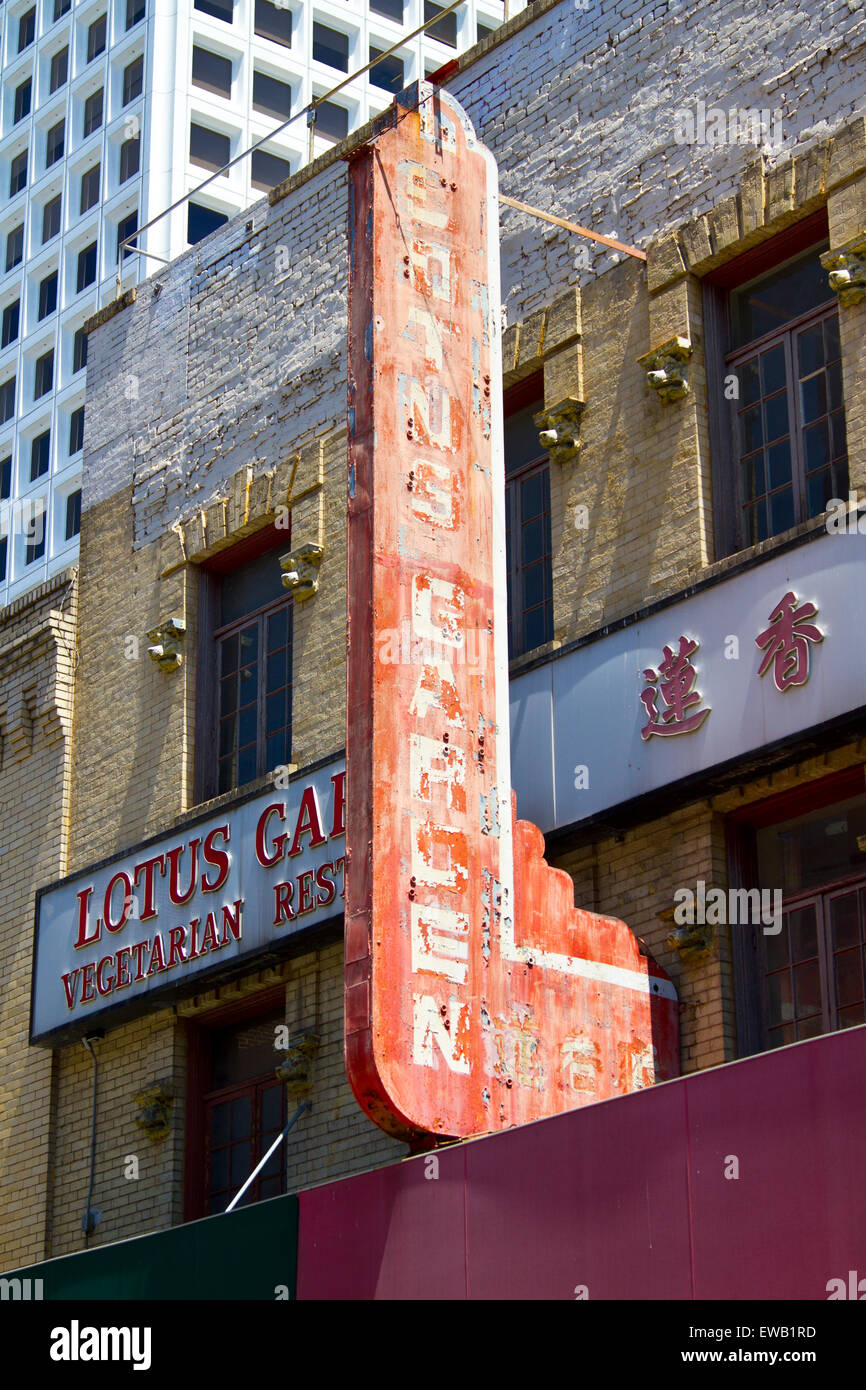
left=410, top=734, right=466, bottom=810
left=412, top=993, right=470, bottom=1071
left=410, top=457, right=459, bottom=530
left=411, top=818, right=469, bottom=892
left=411, top=905, right=470, bottom=984
left=412, top=574, right=464, bottom=647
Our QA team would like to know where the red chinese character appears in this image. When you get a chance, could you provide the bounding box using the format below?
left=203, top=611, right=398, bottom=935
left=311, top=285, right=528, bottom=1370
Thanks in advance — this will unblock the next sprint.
left=640, top=636, right=711, bottom=740
left=755, top=591, right=823, bottom=692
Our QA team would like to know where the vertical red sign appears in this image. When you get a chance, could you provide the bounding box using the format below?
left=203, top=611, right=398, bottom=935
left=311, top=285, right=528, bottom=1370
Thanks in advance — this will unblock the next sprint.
left=346, top=85, right=677, bottom=1143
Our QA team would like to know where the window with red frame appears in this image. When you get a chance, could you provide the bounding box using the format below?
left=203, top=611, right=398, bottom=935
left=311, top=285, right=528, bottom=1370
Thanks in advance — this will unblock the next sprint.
left=505, top=377, right=553, bottom=658
left=705, top=210, right=848, bottom=559
left=196, top=529, right=292, bottom=802
left=728, top=767, right=866, bottom=1056
left=185, top=995, right=288, bottom=1219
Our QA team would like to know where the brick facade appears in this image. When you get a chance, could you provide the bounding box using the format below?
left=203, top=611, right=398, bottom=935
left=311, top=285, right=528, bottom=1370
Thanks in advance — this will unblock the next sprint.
left=2, top=0, right=865, bottom=1269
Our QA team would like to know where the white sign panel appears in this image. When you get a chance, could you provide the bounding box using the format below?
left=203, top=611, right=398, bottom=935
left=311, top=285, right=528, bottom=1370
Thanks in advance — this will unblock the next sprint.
left=31, top=761, right=346, bottom=1044
left=509, top=532, right=866, bottom=833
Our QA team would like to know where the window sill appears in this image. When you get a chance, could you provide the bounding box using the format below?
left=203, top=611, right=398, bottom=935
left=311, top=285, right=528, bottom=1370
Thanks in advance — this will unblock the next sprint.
left=705, top=511, right=832, bottom=585
left=509, top=638, right=562, bottom=676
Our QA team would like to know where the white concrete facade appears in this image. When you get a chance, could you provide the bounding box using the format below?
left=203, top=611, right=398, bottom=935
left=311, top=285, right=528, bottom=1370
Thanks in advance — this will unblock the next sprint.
left=0, top=0, right=519, bottom=605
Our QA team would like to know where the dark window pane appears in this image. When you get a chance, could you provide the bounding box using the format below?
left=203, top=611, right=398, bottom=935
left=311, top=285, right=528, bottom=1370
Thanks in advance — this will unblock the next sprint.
left=759, top=344, right=785, bottom=396
left=84, top=89, right=104, bottom=137
left=126, top=0, right=145, bottom=27
left=800, top=372, right=827, bottom=426
left=73, top=327, right=88, bottom=372
left=50, top=46, right=69, bottom=93
left=38, top=272, right=58, bottom=320
left=189, top=123, right=231, bottom=173
left=267, top=607, right=288, bottom=652
left=763, top=390, right=788, bottom=444
left=220, top=549, right=282, bottom=626
left=0, top=377, right=16, bottom=424
left=806, top=468, right=834, bottom=519
left=237, top=743, right=257, bottom=786
left=2, top=301, right=20, bottom=349
left=35, top=350, right=54, bottom=398
left=767, top=970, right=793, bottom=1027
left=31, top=429, right=50, bottom=479
left=252, top=71, right=291, bottom=119
left=313, top=22, right=349, bottom=71
left=80, top=164, right=100, bottom=213
left=10, top=151, right=28, bottom=197
left=831, top=894, right=861, bottom=952
left=6, top=226, right=24, bottom=272
left=76, top=242, right=98, bottom=291
left=69, top=405, right=85, bottom=454
left=46, top=120, right=65, bottom=167
left=424, top=1, right=457, bottom=47
left=0, top=536, right=6, bottom=580
left=505, top=403, right=545, bottom=474
left=739, top=404, right=762, bottom=454
left=371, top=0, right=403, bottom=17
left=42, top=194, right=62, bottom=242
left=835, top=949, right=864, bottom=1009
left=188, top=202, right=228, bottom=244
left=826, top=359, right=843, bottom=414
left=477, top=19, right=496, bottom=41
left=370, top=47, right=404, bottom=94
left=797, top=322, right=825, bottom=377
left=255, top=0, right=292, bottom=47
left=0, top=455, right=11, bottom=500
left=803, top=418, right=829, bottom=474
left=220, top=631, right=239, bottom=676
left=87, top=15, right=107, bottom=62
left=196, top=0, right=234, bottom=18
left=18, top=7, right=36, bottom=52
left=193, top=46, right=233, bottom=97
left=823, top=313, right=841, bottom=365
left=117, top=212, right=137, bottom=262
left=123, top=57, right=143, bottom=105
left=731, top=244, right=831, bottom=349
left=266, top=649, right=287, bottom=693
left=120, top=137, right=140, bottom=182
left=768, top=487, right=795, bottom=536
left=313, top=100, right=348, bottom=142
left=65, top=489, right=81, bottom=539
left=14, top=79, right=32, bottom=124
left=54, top=0, right=71, bottom=16
left=231, top=1096, right=251, bottom=1141
left=210, top=1101, right=230, bottom=1146
left=25, top=505, right=46, bottom=562
left=742, top=498, right=768, bottom=545
left=250, top=148, right=291, bottom=191
left=740, top=358, right=760, bottom=406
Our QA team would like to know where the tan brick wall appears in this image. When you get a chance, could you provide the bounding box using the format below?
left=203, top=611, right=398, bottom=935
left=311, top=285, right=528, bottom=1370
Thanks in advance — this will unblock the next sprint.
left=0, top=570, right=77, bottom=1268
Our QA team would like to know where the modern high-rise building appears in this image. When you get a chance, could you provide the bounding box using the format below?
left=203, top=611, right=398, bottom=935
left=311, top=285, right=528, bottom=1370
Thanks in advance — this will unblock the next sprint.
left=0, top=0, right=520, bottom=607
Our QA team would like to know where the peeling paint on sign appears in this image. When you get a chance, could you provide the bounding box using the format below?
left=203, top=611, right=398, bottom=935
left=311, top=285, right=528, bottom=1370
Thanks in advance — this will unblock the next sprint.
left=345, top=84, right=678, bottom=1143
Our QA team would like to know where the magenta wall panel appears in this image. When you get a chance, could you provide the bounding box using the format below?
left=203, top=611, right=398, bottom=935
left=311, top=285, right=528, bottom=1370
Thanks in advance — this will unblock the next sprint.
left=686, top=1027, right=866, bottom=1300
left=462, top=1081, right=692, bottom=1300
left=297, top=1025, right=866, bottom=1299
left=297, top=1145, right=468, bottom=1300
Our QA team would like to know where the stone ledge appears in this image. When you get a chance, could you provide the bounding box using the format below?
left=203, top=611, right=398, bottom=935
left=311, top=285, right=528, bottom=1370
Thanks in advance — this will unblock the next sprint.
left=83, top=288, right=137, bottom=335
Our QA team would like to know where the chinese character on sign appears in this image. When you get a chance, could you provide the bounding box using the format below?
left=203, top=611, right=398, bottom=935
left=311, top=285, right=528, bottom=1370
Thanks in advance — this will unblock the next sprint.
left=640, top=636, right=711, bottom=740
left=755, top=591, right=824, bottom=692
